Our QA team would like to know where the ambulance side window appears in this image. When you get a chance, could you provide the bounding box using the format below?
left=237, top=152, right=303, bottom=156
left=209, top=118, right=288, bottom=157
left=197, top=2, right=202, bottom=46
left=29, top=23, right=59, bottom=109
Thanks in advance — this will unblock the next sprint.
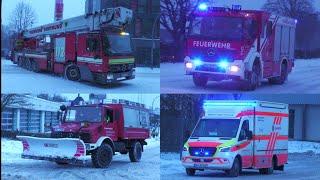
left=238, top=120, right=249, bottom=141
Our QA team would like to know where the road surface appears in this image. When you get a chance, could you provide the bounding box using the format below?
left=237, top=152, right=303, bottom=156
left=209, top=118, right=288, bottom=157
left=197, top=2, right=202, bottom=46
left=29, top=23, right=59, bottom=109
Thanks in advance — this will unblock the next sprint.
left=161, top=59, right=320, bottom=93
left=1, top=138, right=160, bottom=180
left=1, top=59, right=160, bottom=93
left=161, top=152, right=320, bottom=180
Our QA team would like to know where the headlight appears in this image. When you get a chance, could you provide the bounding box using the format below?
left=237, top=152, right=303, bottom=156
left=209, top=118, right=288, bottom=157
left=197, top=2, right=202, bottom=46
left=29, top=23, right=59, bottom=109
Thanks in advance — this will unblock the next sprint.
left=230, top=65, right=240, bottom=72
left=220, top=147, right=231, bottom=152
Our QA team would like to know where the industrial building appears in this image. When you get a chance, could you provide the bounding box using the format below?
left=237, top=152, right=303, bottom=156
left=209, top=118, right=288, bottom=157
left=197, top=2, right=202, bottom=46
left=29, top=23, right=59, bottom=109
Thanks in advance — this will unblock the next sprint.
left=1, top=95, right=62, bottom=133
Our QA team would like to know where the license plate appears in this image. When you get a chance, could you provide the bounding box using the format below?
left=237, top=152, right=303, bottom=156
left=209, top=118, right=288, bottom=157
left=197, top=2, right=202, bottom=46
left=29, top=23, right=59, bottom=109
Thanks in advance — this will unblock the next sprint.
left=194, top=163, right=208, bottom=168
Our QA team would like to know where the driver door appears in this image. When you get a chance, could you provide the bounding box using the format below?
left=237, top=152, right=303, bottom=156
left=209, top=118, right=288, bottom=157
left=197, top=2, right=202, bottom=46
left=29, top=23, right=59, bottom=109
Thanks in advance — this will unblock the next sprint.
left=104, top=108, right=117, bottom=140
left=237, top=120, right=253, bottom=168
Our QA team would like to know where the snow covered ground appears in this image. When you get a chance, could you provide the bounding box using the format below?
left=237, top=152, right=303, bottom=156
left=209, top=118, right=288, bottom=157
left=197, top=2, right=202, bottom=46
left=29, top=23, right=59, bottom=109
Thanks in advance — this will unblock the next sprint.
left=1, top=138, right=160, bottom=180
left=1, top=59, right=160, bottom=93
left=160, top=141, right=320, bottom=179
left=161, top=59, right=320, bottom=93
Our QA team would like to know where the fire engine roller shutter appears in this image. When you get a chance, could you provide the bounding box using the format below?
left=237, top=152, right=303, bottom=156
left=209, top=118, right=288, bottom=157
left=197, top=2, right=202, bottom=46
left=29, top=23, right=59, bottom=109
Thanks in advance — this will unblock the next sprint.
left=54, top=37, right=66, bottom=63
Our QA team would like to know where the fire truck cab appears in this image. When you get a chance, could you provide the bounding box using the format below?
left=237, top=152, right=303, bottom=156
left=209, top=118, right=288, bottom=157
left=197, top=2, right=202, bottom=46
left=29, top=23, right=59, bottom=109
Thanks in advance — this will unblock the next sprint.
left=185, top=4, right=297, bottom=90
left=182, top=100, right=288, bottom=177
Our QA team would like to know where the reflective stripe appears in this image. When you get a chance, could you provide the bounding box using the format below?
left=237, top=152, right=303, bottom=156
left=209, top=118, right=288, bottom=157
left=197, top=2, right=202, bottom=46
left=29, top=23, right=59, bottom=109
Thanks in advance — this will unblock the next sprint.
left=109, top=58, right=134, bottom=64
left=236, top=111, right=288, bottom=118
left=77, top=56, right=103, bottom=64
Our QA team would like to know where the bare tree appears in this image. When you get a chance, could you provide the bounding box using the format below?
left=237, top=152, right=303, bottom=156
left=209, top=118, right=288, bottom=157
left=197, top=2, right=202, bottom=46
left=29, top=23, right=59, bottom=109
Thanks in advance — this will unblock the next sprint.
left=263, top=0, right=319, bottom=58
left=1, top=94, right=31, bottom=111
left=263, top=0, right=315, bottom=19
left=9, top=1, right=37, bottom=32
left=160, top=0, right=200, bottom=62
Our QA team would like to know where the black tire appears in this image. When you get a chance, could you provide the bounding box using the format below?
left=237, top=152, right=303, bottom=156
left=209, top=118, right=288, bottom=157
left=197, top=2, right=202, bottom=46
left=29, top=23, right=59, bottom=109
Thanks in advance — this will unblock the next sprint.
left=91, top=143, right=113, bottom=168
left=31, top=61, right=40, bottom=72
left=226, top=157, right=240, bottom=177
left=242, top=63, right=260, bottom=91
left=259, top=158, right=275, bottom=175
left=186, top=168, right=196, bottom=176
left=25, top=59, right=32, bottom=70
left=17, top=58, right=23, bottom=67
left=65, top=64, right=81, bottom=81
left=193, top=73, right=208, bottom=87
left=268, top=63, right=288, bottom=85
left=129, top=141, right=142, bottom=162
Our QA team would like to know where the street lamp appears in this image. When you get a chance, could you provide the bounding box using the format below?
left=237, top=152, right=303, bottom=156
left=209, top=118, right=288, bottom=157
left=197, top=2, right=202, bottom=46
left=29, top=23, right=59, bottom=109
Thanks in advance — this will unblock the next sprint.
left=151, top=13, right=160, bottom=69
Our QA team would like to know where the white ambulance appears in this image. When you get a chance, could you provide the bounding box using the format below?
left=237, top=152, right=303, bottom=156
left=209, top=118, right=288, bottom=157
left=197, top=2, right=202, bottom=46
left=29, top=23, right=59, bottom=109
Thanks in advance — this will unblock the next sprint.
left=181, top=100, right=288, bottom=177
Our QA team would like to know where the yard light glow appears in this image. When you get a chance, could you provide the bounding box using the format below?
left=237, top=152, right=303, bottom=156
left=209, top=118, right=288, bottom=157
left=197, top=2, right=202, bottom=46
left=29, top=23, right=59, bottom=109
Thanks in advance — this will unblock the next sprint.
left=186, top=62, right=193, bottom=69
left=230, top=65, right=240, bottom=72
left=198, top=3, right=208, bottom=11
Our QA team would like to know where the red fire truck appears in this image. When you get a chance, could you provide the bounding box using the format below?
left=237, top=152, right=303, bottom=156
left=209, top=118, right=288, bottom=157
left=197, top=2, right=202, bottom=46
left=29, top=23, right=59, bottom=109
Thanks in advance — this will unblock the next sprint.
left=18, top=100, right=150, bottom=168
left=12, top=7, right=135, bottom=84
left=185, top=4, right=297, bottom=90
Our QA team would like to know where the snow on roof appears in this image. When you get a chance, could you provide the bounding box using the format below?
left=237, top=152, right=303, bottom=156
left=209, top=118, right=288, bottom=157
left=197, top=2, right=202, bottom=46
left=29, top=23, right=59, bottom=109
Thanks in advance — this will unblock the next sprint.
left=7, top=95, right=63, bottom=112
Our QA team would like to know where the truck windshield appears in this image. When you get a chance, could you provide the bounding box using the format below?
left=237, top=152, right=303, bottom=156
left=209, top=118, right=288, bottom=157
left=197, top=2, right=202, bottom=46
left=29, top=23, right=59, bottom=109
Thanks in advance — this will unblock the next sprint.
left=191, top=118, right=240, bottom=138
left=103, top=34, right=132, bottom=55
left=65, top=106, right=102, bottom=122
left=190, top=16, right=257, bottom=40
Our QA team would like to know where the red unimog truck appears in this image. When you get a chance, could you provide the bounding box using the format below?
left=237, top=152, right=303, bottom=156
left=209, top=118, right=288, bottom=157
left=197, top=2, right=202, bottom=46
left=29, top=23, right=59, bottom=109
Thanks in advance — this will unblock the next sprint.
left=18, top=101, right=150, bottom=168
left=184, top=4, right=296, bottom=90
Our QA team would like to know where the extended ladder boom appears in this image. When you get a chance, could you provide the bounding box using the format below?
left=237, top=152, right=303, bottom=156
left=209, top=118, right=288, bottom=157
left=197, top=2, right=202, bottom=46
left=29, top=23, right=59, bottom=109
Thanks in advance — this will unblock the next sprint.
left=23, top=7, right=133, bottom=38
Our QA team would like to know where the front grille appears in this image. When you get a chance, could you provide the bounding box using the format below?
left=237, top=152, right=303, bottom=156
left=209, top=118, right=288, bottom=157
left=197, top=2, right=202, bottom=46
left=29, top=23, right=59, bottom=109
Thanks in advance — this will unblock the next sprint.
left=189, top=147, right=216, bottom=157
left=51, top=132, right=91, bottom=143
left=51, top=132, right=79, bottom=138
left=195, top=64, right=225, bottom=73
left=109, top=63, right=134, bottom=73
left=192, top=158, right=213, bottom=163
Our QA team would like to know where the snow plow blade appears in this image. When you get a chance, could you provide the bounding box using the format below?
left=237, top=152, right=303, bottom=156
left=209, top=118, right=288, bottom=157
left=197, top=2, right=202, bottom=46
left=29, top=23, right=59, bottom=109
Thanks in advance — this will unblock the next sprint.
left=17, top=136, right=86, bottom=163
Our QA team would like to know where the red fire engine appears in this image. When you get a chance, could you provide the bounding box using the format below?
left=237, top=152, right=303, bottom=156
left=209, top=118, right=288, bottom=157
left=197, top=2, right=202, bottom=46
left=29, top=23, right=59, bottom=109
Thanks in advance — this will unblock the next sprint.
left=12, top=7, right=135, bottom=84
left=185, top=4, right=297, bottom=90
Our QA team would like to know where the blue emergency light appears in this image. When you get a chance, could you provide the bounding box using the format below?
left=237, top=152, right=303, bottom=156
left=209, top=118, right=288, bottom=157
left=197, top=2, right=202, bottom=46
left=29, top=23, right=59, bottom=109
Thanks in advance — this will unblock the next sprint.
left=193, top=58, right=203, bottom=66
left=218, top=60, right=229, bottom=69
left=232, top=5, right=242, bottom=10
left=198, top=3, right=208, bottom=11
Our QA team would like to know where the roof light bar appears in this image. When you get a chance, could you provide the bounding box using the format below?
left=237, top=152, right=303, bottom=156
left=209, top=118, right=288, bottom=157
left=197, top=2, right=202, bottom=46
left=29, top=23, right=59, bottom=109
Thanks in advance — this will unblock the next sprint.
left=203, top=101, right=257, bottom=107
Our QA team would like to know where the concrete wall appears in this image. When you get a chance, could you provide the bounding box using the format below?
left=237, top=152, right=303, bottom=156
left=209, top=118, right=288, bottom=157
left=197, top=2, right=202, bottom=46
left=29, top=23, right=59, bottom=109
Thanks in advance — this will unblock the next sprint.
left=290, top=104, right=320, bottom=142
left=305, top=105, right=320, bottom=141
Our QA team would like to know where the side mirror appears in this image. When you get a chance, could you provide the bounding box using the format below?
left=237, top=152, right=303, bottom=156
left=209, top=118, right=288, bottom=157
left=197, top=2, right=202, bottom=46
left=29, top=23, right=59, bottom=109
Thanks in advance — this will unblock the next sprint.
left=266, top=21, right=272, bottom=37
left=247, top=130, right=253, bottom=140
left=60, top=105, right=66, bottom=111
